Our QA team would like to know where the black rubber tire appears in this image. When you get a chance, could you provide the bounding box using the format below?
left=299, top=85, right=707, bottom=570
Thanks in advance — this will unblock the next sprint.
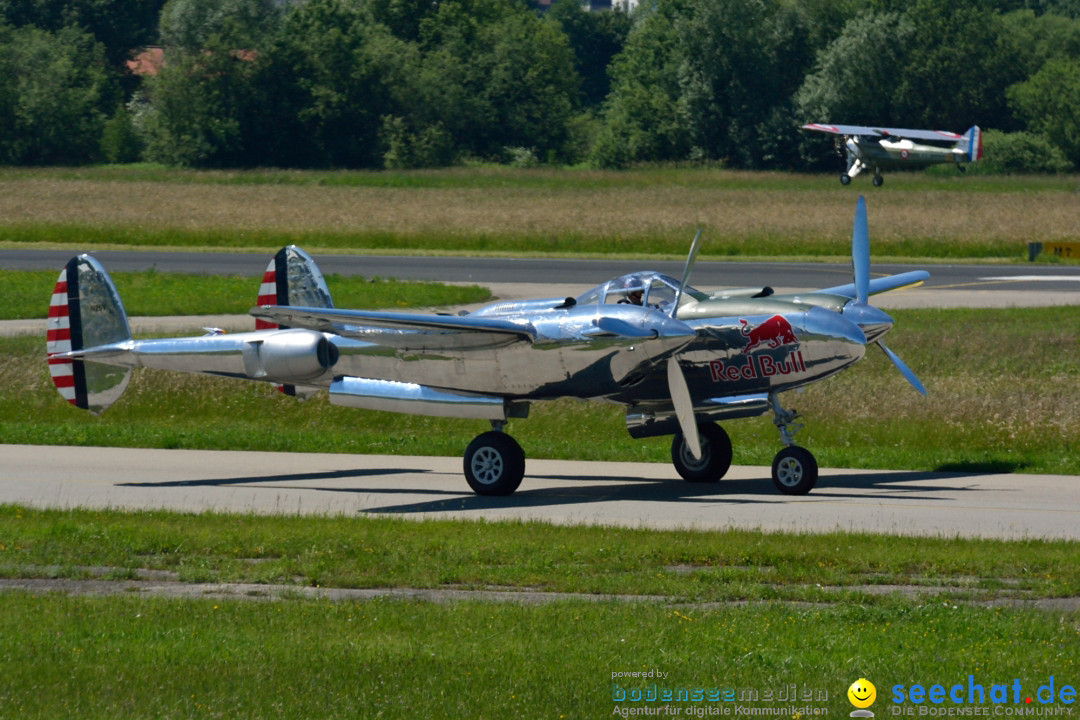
left=771, top=446, right=818, bottom=495
left=671, top=423, right=733, bottom=483
left=463, top=431, right=526, bottom=496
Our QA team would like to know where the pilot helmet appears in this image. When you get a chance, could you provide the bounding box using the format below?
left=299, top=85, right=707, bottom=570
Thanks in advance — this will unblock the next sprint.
left=614, top=274, right=647, bottom=293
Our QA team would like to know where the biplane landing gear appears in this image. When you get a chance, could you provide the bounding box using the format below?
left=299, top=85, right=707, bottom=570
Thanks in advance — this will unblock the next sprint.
left=671, top=422, right=733, bottom=482
left=768, top=393, right=818, bottom=495
left=840, top=174, right=852, bottom=185
left=463, top=424, right=525, bottom=496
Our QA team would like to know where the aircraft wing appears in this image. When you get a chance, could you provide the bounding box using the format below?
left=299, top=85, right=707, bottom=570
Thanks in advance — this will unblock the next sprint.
left=802, top=123, right=963, bottom=142
left=817, top=271, right=929, bottom=299
left=251, top=305, right=536, bottom=349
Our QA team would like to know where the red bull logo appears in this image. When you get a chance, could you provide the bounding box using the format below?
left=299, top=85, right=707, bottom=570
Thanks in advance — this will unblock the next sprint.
left=740, top=315, right=798, bottom=353
left=710, top=350, right=806, bottom=383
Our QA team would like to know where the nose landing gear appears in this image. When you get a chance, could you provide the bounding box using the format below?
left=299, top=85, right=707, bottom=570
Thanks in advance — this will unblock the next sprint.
left=768, top=392, right=818, bottom=495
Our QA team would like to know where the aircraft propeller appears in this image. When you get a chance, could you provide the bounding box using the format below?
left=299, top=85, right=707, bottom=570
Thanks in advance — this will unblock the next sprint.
left=667, top=228, right=705, bottom=459
left=844, top=196, right=927, bottom=396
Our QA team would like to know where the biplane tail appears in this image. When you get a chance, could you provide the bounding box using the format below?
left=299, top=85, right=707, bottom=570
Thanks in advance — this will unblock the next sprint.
left=46, top=255, right=133, bottom=414
left=957, top=125, right=983, bottom=163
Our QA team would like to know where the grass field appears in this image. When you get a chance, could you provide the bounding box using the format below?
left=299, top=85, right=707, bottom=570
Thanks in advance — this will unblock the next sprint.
left=2, top=166, right=1080, bottom=261
left=0, top=508, right=1078, bottom=718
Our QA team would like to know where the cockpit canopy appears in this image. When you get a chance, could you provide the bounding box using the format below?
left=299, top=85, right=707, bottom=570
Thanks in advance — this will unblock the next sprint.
left=575, top=272, right=707, bottom=309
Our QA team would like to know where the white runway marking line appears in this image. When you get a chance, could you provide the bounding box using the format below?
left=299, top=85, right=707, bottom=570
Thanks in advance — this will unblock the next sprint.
left=979, top=275, right=1080, bottom=282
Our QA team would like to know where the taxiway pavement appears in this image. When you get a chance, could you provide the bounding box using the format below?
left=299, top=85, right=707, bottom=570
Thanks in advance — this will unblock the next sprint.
left=2, top=444, right=1077, bottom=540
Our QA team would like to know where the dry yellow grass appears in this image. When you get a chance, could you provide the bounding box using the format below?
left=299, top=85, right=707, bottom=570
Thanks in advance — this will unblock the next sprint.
left=1, top=177, right=1078, bottom=250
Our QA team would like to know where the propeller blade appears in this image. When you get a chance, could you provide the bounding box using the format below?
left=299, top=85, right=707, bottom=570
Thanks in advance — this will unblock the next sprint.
left=877, top=341, right=927, bottom=396
left=671, top=228, right=703, bottom=318
left=666, top=356, right=702, bottom=460
left=852, top=196, right=870, bottom=305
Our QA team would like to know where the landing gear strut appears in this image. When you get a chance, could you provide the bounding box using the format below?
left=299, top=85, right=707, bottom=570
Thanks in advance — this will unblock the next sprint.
left=463, top=421, right=525, bottom=496
left=768, top=393, right=818, bottom=495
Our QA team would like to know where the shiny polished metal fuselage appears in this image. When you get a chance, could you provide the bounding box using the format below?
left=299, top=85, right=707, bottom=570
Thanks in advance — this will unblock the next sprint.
left=69, top=283, right=871, bottom=409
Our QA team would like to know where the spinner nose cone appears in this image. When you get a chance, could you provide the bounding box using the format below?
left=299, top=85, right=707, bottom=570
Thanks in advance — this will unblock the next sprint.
left=842, top=302, right=894, bottom=342
left=806, top=305, right=867, bottom=346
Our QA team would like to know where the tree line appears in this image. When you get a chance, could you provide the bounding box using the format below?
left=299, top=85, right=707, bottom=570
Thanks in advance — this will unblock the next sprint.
left=2, top=0, right=1079, bottom=172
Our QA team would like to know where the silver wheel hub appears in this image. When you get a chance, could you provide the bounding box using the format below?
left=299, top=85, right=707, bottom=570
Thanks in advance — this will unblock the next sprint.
left=471, top=447, right=504, bottom=484
left=679, top=439, right=710, bottom=471
left=775, top=457, right=803, bottom=486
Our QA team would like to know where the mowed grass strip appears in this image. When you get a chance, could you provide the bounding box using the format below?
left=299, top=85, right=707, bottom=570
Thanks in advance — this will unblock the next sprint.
left=2, top=593, right=1077, bottom=719
left=2, top=506, right=1080, bottom=600
left=0, top=269, right=490, bottom=320
left=2, top=167, right=1079, bottom=259
left=3, top=306, right=1078, bottom=474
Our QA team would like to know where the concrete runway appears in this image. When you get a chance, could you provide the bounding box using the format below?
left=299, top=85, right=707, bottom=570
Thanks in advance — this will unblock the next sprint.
left=2, top=444, right=1077, bottom=540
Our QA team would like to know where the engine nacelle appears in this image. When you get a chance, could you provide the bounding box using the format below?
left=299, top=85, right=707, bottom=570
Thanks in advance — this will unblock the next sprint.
left=242, top=329, right=338, bottom=382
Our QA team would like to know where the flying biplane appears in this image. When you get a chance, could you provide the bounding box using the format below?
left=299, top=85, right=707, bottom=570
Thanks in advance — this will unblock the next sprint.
left=802, top=123, right=982, bottom=186
left=46, top=198, right=927, bottom=497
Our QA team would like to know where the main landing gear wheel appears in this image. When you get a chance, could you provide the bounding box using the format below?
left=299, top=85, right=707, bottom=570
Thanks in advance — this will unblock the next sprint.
left=464, top=431, right=525, bottom=496
left=872, top=175, right=884, bottom=187
left=671, top=422, right=733, bottom=483
left=771, top=446, right=818, bottom=496
left=840, top=174, right=852, bottom=185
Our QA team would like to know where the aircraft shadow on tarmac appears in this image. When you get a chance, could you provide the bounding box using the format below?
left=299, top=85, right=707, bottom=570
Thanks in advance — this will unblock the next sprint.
left=116, top=467, right=418, bottom=488
left=120, top=466, right=1001, bottom=514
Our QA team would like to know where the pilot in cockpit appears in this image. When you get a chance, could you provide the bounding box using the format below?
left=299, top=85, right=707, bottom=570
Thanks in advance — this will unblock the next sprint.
left=614, top=275, right=647, bottom=306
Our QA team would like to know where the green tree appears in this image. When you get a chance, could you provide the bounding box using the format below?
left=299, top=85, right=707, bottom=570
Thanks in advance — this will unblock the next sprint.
left=676, top=0, right=812, bottom=167
left=590, top=4, right=692, bottom=167
left=1007, top=57, right=1080, bottom=165
left=0, top=0, right=165, bottom=68
left=594, top=0, right=811, bottom=169
left=158, top=0, right=281, bottom=52
left=891, top=0, right=1023, bottom=131
left=795, top=11, right=915, bottom=126
left=998, top=9, right=1080, bottom=77
left=546, top=0, right=631, bottom=109
left=0, top=24, right=113, bottom=164
left=411, top=0, right=578, bottom=162
left=249, top=0, right=414, bottom=168
left=140, top=39, right=262, bottom=166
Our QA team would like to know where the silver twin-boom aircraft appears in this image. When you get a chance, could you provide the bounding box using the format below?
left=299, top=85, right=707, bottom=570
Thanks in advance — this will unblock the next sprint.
left=47, top=198, right=927, bottom=497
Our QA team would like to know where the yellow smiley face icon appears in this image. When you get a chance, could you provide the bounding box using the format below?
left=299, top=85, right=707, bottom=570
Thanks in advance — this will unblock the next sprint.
left=848, top=678, right=876, bottom=709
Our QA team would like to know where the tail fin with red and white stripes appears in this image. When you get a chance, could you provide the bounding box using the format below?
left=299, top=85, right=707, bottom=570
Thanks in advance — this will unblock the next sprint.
left=255, top=246, right=334, bottom=330
left=253, top=246, right=334, bottom=398
left=46, top=255, right=133, bottom=414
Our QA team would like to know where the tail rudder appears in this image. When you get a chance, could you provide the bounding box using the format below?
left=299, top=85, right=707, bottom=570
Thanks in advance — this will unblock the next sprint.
left=254, top=246, right=334, bottom=398
left=47, top=255, right=133, bottom=414
left=958, top=125, right=982, bottom=162
left=255, top=246, right=334, bottom=330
